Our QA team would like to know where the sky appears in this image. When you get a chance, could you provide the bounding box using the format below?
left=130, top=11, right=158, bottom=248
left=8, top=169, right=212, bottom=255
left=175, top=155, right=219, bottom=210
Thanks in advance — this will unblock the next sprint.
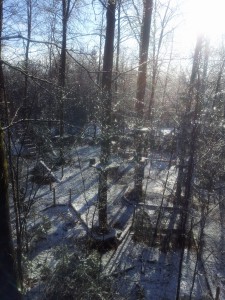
left=175, top=0, right=225, bottom=54
left=3, top=0, right=225, bottom=65
left=120, top=0, right=225, bottom=67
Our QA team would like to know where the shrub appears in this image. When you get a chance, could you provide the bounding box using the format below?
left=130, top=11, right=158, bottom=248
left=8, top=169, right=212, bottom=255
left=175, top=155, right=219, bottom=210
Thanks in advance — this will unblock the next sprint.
left=45, top=251, right=113, bottom=300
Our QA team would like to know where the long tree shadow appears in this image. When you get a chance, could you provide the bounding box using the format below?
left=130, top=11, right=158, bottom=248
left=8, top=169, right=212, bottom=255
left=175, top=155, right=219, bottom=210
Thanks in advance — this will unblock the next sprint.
left=105, top=236, right=180, bottom=299
left=71, top=162, right=134, bottom=222
left=28, top=205, right=84, bottom=259
left=218, top=191, right=225, bottom=273
left=160, top=204, right=181, bottom=252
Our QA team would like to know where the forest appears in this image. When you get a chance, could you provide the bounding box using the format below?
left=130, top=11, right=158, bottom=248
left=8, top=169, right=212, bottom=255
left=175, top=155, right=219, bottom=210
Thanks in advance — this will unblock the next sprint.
left=1, top=0, right=225, bottom=299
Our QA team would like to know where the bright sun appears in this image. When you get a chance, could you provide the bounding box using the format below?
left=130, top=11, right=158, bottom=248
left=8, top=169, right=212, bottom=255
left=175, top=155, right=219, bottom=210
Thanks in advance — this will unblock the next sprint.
left=185, top=0, right=225, bottom=40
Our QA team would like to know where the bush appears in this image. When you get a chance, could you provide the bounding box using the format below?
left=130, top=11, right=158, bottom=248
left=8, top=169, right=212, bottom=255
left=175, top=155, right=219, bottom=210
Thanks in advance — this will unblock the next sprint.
left=45, top=251, right=113, bottom=300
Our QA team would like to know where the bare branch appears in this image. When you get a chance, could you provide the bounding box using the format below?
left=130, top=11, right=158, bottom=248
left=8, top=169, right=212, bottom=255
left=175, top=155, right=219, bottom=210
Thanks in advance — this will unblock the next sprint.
left=2, top=118, right=60, bottom=131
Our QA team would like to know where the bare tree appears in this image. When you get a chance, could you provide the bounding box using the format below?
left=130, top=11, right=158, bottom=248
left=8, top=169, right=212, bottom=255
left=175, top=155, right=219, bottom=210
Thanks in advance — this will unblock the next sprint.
left=98, top=0, right=116, bottom=234
left=176, top=35, right=205, bottom=300
left=23, top=0, right=32, bottom=115
left=115, top=0, right=121, bottom=93
left=0, top=129, right=21, bottom=300
left=147, top=0, right=176, bottom=121
left=59, top=0, right=72, bottom=164
left=134, top=0, right=153, bottom=201
left=0, top=1, right=21, bottom=298
left=175, top=36, right=204, bottom=203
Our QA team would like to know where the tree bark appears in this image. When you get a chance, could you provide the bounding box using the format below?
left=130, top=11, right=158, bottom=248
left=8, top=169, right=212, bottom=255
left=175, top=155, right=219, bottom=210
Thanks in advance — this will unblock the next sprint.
left=134, top=0, right=153, bottom=201
left=147, top=0, right=171, bottom=121
left=0, top=3, right=21, bottom=297
left=115, top=0, right=121, bottom=94
left=0, top=129, right=21, bottom=300
left=23, top=0, right=32, bottom=117
left=98, top=0, right=116, bottom=233
left=59, top=0, right=71, bottom=164
left=59, top=0, right=68, bottom=137
left=176, top=36, right=204, bottom=300
left=135, top=0, right=153, bottom=119
left=175, top=35, right=203, bottom=202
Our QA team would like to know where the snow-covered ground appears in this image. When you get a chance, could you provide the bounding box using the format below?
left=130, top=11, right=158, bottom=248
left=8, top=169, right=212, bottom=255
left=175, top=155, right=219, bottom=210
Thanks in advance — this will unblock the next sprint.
left=22, top=144, right=225, bottom=299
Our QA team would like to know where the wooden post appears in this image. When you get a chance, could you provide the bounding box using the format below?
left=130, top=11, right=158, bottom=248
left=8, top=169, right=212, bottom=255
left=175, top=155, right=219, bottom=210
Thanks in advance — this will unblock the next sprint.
left=53, top=188, right=56, bottom=206
left=89, top=158, right=96, bottom=166
left=215, top=287, right=220, bottom=300
left=69, top=189, right=72, bottom=206
left=61, top=165, right=64, bottom=178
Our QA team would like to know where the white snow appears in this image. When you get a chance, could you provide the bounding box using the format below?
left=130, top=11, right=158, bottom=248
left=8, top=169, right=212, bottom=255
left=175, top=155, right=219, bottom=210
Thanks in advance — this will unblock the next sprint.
left=21, top=144, right=225, bottom=299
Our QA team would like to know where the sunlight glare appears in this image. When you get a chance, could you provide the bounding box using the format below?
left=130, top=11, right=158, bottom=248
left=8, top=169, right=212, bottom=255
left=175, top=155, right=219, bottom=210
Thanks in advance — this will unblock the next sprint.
left=185, top=0, right=225, bottom=39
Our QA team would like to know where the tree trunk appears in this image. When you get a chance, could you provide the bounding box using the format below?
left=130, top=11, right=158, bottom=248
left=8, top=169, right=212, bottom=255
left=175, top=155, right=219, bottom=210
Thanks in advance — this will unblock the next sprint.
left=134, top=0, right=153, bottom=201
left=97, top=8, right=104, bottom=86
left=176, top=36, right=204, bottom=300
left=23, top=0, right=32, bottom=118
left=0, top=129, right=21, bottom=300
left=59, top=0, right=71, bottom=164
left=175, top=35, right=203, bottom=202
left=98, top=0, right=116, bottom=233
left=135, top=0, right=153, bottom=119
left=0, top=2, right=21, bottom=297
left=115, top=0, right=121, bottom=94
left=147, top=0, right=171, bottom=121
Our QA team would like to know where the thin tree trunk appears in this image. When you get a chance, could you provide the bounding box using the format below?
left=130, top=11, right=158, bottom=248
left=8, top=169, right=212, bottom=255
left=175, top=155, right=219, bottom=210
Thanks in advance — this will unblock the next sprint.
left=176, top=36, right=204, bottom=300
left=0, top=2, right=24, bottom=285
left=59, top=0, right=68, bottom=137
left=97, top=8, right=104, bottom=86
left=134, top=0, right=153, bottom=201
left=189, top=202, right=206, bottom=299
left=115, top=0, right=121, bottom=93
left=0, top=129, right=21, bottom=300
left=148, top=0, right=171, bottom=121
left=212, top=57, right=225, bottom=111
left=135, top=0, right=153, bottom=119
left=0, top=2, right=21, bottom=297
left=98, top=0, right=116, bottom=233
left=59, top=0, right=71, bottom=164
left=161, top=31, right=174, bottom=107
left=175, top=35, right=203, bottom=202
left=24, top=0, right=32, bottom=117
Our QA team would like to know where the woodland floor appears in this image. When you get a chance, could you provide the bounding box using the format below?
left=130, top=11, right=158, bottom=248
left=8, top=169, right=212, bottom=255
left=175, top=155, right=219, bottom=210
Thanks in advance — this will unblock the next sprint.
left=19, top=144, right=225, bottom=300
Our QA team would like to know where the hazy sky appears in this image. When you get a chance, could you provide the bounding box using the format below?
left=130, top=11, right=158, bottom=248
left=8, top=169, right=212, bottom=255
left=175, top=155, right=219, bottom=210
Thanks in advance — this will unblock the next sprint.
left=3, top=0, right=225, bottom=65
left=175, top=0, right=225, bottom=53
